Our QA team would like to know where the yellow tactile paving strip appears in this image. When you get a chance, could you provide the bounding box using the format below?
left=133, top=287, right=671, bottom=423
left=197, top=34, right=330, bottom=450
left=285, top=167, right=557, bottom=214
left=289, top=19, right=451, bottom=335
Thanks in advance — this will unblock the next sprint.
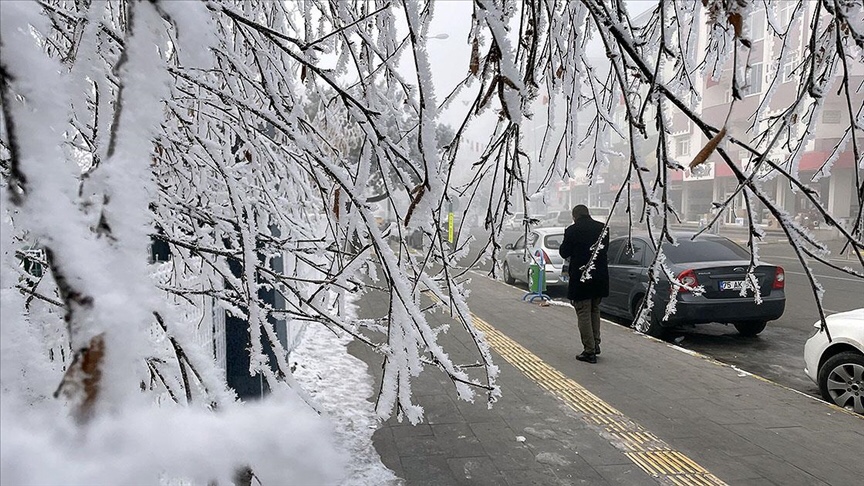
left=472, top=314, right=727, bottom=486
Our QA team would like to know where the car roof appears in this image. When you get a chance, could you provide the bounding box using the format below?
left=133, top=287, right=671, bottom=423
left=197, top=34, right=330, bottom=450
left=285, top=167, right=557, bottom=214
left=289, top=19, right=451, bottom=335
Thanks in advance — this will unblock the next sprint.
left=611, top=232, right=732, bottom=243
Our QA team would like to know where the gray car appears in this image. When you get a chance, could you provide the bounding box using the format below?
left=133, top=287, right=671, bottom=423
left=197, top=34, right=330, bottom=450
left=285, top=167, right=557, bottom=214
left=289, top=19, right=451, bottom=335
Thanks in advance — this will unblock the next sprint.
left=539, top=211, right=572, bottom=228
left=599, top=233, right=786, bottom=337
left=502, top=227, right=567, bottom=288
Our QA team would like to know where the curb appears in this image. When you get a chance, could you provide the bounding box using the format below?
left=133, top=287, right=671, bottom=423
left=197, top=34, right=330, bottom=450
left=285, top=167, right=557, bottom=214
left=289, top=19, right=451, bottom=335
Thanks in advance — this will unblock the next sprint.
left=633, top=323, right=864, bottom=420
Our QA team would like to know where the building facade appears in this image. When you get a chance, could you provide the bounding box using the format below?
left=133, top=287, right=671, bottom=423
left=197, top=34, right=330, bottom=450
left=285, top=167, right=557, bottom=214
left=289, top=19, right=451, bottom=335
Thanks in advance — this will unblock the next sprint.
left=564, top=3, right=862, bottom=232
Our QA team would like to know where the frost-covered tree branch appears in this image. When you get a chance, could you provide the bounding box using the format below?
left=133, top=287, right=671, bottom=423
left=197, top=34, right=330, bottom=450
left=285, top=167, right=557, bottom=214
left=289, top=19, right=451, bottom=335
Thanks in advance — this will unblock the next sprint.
left=1, top=0, right=863, bottom=483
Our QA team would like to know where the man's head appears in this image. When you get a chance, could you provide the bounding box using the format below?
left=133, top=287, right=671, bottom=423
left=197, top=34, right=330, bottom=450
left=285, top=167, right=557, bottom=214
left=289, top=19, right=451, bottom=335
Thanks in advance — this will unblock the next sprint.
left=572, top=204, right=590, bottom=222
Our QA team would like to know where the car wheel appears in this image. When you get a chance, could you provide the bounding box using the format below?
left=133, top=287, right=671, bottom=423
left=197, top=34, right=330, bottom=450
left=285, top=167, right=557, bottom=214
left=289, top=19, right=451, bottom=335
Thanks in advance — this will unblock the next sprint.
left=644, top=312, right=666, bottom=339
left=503, top=263, right=516, bottom=285
left=818, top=351, right=864, bottom=414
left=733, top=320, right=767, bottom=336
left=631, top=295, right=666, bottom=339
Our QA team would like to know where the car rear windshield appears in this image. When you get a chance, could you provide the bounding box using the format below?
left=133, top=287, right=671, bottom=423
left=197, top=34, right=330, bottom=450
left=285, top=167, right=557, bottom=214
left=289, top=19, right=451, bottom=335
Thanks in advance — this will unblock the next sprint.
left=662, top=239, right=750, bottom=263
left=544, top=234, right=564, bottom=249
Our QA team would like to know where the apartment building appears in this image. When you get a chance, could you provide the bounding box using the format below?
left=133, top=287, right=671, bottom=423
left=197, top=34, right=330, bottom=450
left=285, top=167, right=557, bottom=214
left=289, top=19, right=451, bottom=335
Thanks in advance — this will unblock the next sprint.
left=567, top=2, right=862, bottom=231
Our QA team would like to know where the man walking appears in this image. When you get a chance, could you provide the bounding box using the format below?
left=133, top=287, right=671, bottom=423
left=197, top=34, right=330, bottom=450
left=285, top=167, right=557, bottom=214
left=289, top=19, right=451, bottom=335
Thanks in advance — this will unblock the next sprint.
left=559, top=205, right=609, bottom=364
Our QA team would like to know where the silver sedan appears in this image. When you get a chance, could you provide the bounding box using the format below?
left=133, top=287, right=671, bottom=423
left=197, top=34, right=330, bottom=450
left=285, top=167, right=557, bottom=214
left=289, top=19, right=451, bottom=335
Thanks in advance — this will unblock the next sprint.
left=502, top=227, right=567, bottom=288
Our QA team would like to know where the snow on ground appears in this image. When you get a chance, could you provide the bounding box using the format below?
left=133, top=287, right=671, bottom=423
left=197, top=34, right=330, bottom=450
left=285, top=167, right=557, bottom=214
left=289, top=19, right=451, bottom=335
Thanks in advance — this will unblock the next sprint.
left=292, top=323, right=403, bottom=486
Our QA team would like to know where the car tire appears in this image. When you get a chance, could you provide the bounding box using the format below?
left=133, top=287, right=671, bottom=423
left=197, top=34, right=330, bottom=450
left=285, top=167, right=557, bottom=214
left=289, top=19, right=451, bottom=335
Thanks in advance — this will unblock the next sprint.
left=818, top=351, right=864, bottom=414
left=631, top=295, right=666, bottom=339
left=503, top=263, right=516, bottom=285
left=733, top=320, right=767, bottom=336
left=644, top=312, right=666, bottom=339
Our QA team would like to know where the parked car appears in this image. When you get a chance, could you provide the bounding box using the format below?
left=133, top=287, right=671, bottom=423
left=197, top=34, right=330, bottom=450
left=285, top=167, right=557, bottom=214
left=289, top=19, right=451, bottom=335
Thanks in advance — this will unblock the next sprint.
left=587, top=206, right=611, bottom=223
left=803, top=308, right=864, bottom=414
left=541, top=207, right=613, bottom=228
left=504, top=212, right=543, bottom=230
left=502, top=227, right=567, bottom=288
left=503, top=212, right=525, bottom=230
left=598, top=233, right=786, bottom=337
left=540, top=210, right=572, bottom=227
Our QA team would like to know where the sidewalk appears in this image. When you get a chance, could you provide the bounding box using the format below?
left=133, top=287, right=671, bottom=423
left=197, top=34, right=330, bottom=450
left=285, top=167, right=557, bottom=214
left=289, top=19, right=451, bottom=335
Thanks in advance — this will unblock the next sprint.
left=350, top=273, right=864, bottom=485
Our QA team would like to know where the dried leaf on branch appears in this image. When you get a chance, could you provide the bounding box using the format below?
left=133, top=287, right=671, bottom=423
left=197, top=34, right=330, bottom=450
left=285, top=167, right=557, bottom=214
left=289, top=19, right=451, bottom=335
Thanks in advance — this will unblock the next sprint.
left=690, top=127, right=727, bottom=169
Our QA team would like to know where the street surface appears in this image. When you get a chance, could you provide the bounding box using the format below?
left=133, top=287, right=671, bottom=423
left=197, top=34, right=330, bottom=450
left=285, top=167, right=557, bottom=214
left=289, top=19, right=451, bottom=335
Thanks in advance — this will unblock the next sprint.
left=470, top=228, right=863, bottom=404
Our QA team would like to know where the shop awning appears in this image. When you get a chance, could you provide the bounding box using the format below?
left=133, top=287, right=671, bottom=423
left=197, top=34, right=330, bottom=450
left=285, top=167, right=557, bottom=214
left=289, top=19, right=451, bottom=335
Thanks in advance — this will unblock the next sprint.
left=715, top=150, right=857, bottom=177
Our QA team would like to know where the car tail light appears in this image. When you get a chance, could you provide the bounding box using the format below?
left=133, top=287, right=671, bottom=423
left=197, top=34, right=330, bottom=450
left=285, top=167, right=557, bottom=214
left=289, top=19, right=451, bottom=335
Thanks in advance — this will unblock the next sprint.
left=677, top=269, right=698, bottom=292
left=773, top=267, right=785, bottom=289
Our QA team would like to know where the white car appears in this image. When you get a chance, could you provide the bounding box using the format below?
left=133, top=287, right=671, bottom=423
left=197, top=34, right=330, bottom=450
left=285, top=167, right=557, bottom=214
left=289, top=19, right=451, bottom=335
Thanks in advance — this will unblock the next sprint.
left=541, top=207, right=611, bottom=228
left=504, top=213, right=543, bottom=230
left=502, top=227, right=567, bottom=288
left=503, top=212, right=524, bottom=230
left=803, top=308, right=864, bottom=414
left=539, top=210, right=572, bottom=227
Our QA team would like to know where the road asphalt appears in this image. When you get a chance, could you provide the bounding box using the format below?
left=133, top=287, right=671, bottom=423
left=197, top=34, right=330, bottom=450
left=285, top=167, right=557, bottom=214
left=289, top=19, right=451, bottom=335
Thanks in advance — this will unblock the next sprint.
left=350, top=271, right=864, bottom=486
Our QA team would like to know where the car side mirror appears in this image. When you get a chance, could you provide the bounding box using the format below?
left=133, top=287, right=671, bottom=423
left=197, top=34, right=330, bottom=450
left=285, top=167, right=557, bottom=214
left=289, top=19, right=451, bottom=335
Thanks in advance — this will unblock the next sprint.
left=505, top=243, right=514, bottom=250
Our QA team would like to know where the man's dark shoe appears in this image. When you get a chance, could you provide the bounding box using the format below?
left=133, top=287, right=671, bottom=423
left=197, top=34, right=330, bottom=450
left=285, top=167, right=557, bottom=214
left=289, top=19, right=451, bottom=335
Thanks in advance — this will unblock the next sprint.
left=576, top=352, right=597, bottom=364
left=594, top=345, right=600, bottom=355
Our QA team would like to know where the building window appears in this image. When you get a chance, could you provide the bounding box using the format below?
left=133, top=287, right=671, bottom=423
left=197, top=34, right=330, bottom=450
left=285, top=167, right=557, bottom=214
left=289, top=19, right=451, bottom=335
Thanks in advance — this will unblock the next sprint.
left=777, top=2, right=796, bottom=28
left=782, top=57, right=797, bottom=83
left=676, top=138, right=691, bottom=157
left=822, top=110, right=841, bottom=124
left=746, top=8, right=765, bottom=41
left=741, top=62, right=763, bottom=97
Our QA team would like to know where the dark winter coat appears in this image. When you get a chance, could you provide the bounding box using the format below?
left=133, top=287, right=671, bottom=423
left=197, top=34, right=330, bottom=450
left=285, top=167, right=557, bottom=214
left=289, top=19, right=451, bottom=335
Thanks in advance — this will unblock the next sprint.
left=558, top=215, right=610, bottom=301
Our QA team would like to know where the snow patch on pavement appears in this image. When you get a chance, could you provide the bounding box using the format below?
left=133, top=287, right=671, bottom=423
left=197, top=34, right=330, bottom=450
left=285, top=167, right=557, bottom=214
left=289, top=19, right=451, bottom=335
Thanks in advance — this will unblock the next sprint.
left=535, top=452, right=572, bottom=467
left=292, top=323, right=402, bottom=486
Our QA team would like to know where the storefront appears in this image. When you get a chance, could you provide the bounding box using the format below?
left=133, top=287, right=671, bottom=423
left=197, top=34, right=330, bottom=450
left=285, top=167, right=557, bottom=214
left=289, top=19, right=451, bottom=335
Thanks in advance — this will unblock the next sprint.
left=681, top=162, right=716, bottom=223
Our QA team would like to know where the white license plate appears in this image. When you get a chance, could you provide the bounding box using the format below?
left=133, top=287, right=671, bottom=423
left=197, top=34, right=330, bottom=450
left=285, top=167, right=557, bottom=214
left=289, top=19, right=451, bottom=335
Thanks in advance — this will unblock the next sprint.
left=720, top=280, right=745, bottom=290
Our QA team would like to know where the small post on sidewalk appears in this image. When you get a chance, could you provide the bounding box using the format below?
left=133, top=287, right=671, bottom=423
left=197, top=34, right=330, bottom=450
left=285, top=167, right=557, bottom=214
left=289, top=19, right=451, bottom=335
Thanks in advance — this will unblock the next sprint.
left=448, top=200, right=454, bottom=246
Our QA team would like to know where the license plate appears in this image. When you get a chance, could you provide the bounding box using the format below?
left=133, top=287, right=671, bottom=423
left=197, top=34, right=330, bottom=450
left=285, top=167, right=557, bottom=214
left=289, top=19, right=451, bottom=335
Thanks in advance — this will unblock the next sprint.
left=720, top=280, right=745, bottom=290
